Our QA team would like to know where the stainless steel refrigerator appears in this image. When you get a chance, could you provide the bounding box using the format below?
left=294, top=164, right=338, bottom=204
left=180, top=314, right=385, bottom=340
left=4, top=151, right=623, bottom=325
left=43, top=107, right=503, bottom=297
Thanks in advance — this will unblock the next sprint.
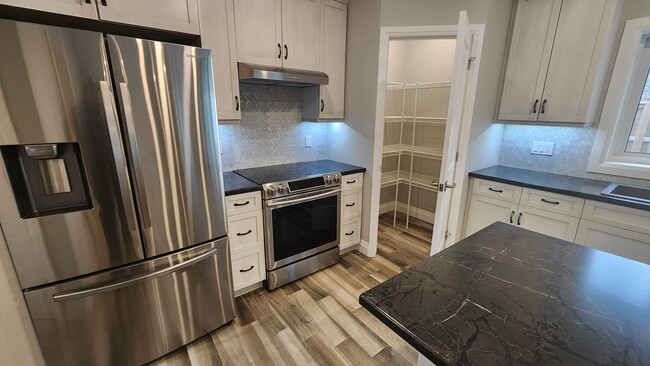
left=0, top=20, right=234, bottom=366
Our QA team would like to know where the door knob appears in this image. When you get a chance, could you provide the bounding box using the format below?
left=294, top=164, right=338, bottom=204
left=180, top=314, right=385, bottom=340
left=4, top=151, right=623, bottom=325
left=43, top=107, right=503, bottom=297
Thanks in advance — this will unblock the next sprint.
left=445, top=181, right=457, bottom=189
left=438, top=180, right=457, bottom=192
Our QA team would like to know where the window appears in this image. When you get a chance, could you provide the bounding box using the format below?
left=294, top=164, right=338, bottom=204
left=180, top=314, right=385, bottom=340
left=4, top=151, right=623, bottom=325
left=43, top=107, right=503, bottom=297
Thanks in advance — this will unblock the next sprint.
left=588, top=17, right=650, bottom=180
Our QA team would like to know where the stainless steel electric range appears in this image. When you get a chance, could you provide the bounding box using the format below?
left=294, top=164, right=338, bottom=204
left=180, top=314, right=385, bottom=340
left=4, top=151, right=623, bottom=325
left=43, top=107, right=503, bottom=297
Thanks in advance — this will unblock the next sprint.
left=235, top=163, right=343, bottom=290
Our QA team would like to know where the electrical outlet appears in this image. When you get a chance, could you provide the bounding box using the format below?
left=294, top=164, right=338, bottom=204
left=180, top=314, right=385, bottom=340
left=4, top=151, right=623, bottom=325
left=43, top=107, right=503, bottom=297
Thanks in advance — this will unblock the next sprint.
left=305, top=135, right=312, bottom=148
left=531, top=141, right=554, bottom=156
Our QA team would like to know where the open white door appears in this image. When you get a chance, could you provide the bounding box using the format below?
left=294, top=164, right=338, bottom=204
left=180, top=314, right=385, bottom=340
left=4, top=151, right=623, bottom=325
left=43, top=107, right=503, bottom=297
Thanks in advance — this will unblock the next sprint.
left=430, top=11, right=472, bottom=256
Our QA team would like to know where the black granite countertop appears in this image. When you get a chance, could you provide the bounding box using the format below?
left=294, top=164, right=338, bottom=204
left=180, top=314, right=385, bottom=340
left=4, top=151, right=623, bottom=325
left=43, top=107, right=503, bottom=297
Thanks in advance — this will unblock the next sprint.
left=234, top=159, right=366, bottom=185
left=469, top=165, right=650, bottom=212
left=222, top=171, right=260, bottom=196
left=360, top=222, right=650, bottom=365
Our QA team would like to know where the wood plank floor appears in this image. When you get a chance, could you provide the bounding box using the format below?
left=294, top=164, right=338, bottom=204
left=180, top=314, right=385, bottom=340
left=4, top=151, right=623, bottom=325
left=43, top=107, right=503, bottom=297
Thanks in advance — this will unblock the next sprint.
left=149, top=213, right=433, bottom=366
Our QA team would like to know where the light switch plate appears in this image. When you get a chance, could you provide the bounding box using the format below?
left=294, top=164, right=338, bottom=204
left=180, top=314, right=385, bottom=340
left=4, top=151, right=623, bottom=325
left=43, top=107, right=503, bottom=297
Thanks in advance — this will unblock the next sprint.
left=305, top=135, right=312, bottom=148
left=531, top=141, right=554, bottom=156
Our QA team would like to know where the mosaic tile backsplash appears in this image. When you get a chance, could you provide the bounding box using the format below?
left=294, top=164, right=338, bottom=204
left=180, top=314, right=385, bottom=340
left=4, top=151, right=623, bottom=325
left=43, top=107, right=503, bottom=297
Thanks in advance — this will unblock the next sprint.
left=218, top=84, right=329, bottom=171
left=498, top=124, right=650, bottom=188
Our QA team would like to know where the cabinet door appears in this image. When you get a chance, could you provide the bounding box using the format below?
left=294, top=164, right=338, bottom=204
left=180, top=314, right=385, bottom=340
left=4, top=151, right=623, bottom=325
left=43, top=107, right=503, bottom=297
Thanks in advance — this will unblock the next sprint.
left=0, top=0, right=98, bottom=18
left=517, top=205, right=579, bottom=242
left=538, top=0, right=617, bottom=123
left=234, top=0, right=283, bottom=67
left=575, top=220, right=650, bottom=265
left=465, top=195, right=518, bottom=237
left=198, top=0, right=241, bottom=120
left=281, top=0, right=320, bottom=71
left=96, top=0, right=199, bottom=34
left=498, top=0, right=561, bottom=121
left=319, top=0, right=347, bottom=119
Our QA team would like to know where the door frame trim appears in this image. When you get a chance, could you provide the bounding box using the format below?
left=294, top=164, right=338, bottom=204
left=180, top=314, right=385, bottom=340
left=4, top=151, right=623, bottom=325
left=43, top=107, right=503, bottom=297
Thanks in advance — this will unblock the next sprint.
left=365, top=24, right=485, bottom=258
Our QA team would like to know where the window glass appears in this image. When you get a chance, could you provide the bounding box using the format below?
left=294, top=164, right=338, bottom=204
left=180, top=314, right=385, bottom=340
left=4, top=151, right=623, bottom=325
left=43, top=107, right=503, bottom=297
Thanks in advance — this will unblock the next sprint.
left=625, top=41, right=650, bottom=155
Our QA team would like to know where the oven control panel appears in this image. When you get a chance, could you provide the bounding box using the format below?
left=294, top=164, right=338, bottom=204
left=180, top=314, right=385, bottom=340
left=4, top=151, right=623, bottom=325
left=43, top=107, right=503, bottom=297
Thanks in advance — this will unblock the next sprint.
left=263, top=173, right=341, bottom=199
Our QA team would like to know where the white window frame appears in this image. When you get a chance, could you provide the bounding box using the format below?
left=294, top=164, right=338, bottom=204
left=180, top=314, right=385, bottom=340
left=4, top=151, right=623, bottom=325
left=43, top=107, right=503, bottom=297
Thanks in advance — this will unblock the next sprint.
left=588, top=16, right=650, bottom=180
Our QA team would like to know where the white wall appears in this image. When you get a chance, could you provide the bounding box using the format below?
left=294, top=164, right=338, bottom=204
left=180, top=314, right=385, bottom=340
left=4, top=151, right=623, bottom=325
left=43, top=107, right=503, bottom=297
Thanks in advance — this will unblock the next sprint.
left=387, top=38, right=456, bottom=83
left=380, top=0, right=490, bottom=26
left=0, top=228, right=45, bottom=366
left=327, top=0, right=381, bottom=248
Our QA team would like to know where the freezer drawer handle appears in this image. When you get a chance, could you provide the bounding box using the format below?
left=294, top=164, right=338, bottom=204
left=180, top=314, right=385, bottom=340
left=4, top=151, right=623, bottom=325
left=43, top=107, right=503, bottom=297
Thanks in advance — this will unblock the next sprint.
left=233, top=201, right=250, bottom=207
left=236, top=230, right=252, bottom=236
left=240, top=265, right=254, bottom=273
left=52, top=248, right=218, bottom=302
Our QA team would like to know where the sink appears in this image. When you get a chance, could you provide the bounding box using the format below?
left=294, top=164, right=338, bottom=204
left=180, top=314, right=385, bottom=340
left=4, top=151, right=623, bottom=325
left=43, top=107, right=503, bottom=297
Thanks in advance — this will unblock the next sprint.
left=601, top=183, right=650, bottom=204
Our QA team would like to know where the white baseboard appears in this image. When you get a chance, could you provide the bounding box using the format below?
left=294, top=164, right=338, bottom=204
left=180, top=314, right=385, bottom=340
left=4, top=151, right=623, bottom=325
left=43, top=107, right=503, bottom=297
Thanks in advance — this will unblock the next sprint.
left=379, top=202, right=435, bottom=224
left=358, top=239, right=376, bottom=257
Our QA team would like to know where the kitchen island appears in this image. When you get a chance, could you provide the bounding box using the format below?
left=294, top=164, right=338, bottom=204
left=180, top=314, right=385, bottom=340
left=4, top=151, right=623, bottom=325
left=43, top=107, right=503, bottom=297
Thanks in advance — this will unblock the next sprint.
left=360, top=222, right=650, bottom=365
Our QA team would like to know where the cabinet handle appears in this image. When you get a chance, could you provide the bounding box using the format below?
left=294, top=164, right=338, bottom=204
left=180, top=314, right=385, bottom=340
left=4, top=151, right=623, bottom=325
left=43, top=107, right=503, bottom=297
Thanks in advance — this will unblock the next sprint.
left=84, top=0, right=91, bottom=3
left=235, top=96, right=239, bottom=111
left=321, top=99, right=325, bottom=112
left=233, top=201, right=250, bottom=207
left=346, top=202, right=356, bottom=207
left=239, top=265, right=254, bottom=273
left=540, top=198, right=560, bottom=205
left=488, top=188, right=503, bottom=193
left=277, top=43, right=282, bottom=59
left=284, top=44, right=288, bottom=60
left=509, top=211, right=515, bottom=224
left=100, top=0, right=107, bottom=6
left=345, top=231, right=355, bottom=236
left=346, top=180, right=356, bottom=184
left=532, top=99, right=539, bottom=114
left=517, top=212, right=522, bottom=226
left=541, top=99, right=547, bottom=114
left=236, top=230, right=252, bottom=236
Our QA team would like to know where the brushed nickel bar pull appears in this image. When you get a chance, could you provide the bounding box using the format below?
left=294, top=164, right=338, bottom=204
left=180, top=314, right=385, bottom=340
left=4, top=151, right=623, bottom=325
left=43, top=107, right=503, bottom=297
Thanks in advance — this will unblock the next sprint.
left=53, top=249, right=218, bottom=302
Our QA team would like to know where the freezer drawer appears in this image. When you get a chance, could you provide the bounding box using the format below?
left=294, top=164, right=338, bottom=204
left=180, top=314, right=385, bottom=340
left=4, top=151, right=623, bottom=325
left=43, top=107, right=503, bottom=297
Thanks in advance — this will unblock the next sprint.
left=24, top=238, right=235, bottom=366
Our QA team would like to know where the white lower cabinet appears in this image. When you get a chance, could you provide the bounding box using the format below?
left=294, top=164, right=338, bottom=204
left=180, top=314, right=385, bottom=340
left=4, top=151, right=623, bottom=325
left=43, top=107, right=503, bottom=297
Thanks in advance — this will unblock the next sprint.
left=517, top=205, right=579, bottom=242
left=340, top=172, right=363, bottom=250
left=226, top=191, right=265, bottom=296
left=465, top=194, right=518, bottom=236
left=465, top=177, right=650, bottom=264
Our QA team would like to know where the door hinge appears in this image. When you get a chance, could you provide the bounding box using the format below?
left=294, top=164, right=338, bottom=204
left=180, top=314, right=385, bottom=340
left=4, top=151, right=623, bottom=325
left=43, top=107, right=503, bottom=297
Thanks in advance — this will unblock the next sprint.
left=455, top=152, right=459, bottom=162
left=467, top=56, right=476, bottom=70
left=445, top=230, right=451, bottom=240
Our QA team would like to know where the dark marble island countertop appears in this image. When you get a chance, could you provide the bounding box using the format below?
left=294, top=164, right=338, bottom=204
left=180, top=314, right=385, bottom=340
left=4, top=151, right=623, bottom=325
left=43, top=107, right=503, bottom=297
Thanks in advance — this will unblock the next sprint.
left=222, top=171, right=260, bottom=196
left=469, top=165, right=650, bottom=212
left=360, top=222, right=650, bottom=365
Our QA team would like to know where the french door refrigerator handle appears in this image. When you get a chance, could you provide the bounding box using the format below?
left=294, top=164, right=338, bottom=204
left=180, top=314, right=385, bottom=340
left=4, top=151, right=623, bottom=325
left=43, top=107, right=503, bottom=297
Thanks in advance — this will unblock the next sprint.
left=118, top=82, right=152, bottom=229
left=99, top=80, right=137, bottom=233
left=52, top=248, right=219, bottom=302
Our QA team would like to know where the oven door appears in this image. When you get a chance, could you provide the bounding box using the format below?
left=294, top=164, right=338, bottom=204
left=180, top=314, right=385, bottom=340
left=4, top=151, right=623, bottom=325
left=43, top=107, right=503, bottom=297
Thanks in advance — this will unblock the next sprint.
left=264, top=188, right=341, bottom=270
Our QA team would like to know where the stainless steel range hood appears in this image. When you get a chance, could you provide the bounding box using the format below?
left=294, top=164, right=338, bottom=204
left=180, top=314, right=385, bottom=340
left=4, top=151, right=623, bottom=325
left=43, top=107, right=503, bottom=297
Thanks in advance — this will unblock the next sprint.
left=238, top=62, right=328, bottom=87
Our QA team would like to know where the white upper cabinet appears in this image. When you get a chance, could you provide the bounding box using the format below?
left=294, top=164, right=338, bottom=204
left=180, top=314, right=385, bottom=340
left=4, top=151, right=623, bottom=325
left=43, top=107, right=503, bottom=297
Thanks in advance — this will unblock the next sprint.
left=0, top=0, right=99, bottom=19
left=96, top=0, right=200, bottom=34
left=0, top=0, right=200, bottom=34
left=318, top=0, right=347, bottom=119
left=234, top=0, right=320, bottom=71
left=281, top=0, right=320, bottom=70
left=198, top=0, right=241, bottom=120
left=499, top=0, right=619, bottom=124
left=234, top=0, right=284, bottom=67
left=499, top=0, right=561, bottom=121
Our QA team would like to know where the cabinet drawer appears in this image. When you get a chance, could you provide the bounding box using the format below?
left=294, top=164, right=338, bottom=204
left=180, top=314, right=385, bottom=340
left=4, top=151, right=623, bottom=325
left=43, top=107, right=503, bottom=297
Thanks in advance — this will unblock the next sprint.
left=228, top=211, right=264, bottom=254
left=231, top=247, right=265, bottom=291
left=342, top=173, right=363, bottom=191
left=581, top=200, right=650, bottom=236
left=226, top=191, right=262, bottom=216
left=472, top=178, right=522, bottom=203
left=517, top=205, right=579, bottom=242
left=342, top=189, right=361, bottom=220
left=341, top=218, right=361, bottom=247
left=520, top=188, right=585, bottom=217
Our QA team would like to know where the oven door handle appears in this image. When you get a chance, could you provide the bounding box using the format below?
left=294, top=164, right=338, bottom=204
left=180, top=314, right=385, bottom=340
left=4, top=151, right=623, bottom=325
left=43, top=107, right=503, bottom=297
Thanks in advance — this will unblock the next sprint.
left=266, top=188, right=341, bottom=207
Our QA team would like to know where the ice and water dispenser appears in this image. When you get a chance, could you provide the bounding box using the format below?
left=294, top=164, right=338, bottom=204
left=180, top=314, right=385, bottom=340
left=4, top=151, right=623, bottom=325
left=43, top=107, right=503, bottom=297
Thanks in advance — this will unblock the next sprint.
left=1, top=143, right=92, bottom=218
